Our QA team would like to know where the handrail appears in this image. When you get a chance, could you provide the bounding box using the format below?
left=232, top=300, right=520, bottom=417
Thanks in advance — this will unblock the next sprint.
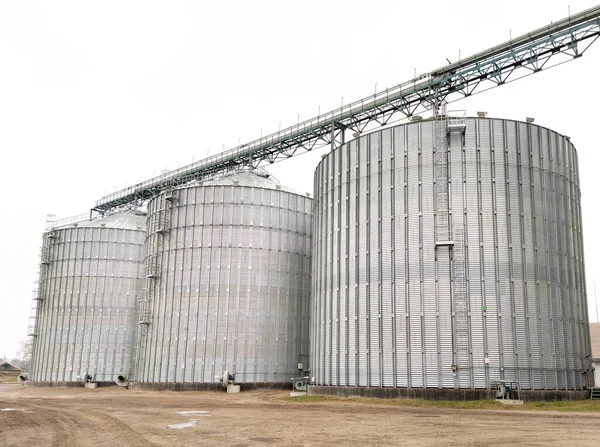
left=46, top=213, right=91, bottom=231
left=92, top=4, right=600, bottom=213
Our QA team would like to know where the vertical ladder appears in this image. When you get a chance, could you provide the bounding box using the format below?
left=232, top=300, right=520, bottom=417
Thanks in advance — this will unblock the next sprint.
left=452, top=226, right=469, bottom=367
left=27, top=302, right=39, bottom=337
left=29, top=230, right=58, bottom=378
left=135, top=192, right=173, bottom=380
left=31, top=231, right=58, bottom=335
left=434, top=109, right=451, bottom=244
left=28, top=281, right=45, bottom=336
left=445, top=111, right=468, bottom=379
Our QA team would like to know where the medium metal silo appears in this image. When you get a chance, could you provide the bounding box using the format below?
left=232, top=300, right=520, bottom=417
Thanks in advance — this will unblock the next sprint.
left=29, top=211, right=146, bottom=384
left=135, top=170, right=312, bottom=386
left=310, top=116, right=592, bottom=397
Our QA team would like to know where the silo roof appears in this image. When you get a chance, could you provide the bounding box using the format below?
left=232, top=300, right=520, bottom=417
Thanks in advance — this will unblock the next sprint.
left=82, top=210, right=146, bottom=230
left=202, top=170, right=303, bottom=195
left=50, top=210, right=146, bottom=231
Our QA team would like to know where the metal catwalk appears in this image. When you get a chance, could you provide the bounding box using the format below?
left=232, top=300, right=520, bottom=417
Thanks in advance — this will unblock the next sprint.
left=92, top=5, right=600, bottom=214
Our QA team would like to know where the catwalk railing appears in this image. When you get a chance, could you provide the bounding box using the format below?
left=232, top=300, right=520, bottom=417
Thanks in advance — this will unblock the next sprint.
left=92, top=4, right=600, bottom=214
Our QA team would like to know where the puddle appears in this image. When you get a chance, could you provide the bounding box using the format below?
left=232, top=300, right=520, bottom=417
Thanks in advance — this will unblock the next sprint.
left=167, top=409, right=211, bottom=429
left=176, top=410, right=210, bottom=416
left=167, top=419, right=199, bottom=430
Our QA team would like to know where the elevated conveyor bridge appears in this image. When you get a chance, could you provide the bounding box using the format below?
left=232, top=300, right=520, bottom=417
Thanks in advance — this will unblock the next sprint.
left=92, top=4, right=600, bottom=215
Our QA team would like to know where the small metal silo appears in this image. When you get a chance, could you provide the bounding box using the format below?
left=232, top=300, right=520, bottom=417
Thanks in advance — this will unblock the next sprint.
left=29, top=210, right=146, bottom=384
left=136, top=170, right=312, bottom=385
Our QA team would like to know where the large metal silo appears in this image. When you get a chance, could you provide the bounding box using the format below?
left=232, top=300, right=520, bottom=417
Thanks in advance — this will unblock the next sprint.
left=136, top=170, right=312, bottom=386
left=29, top=211, right=146, bottom=384
left=310, top=116, right=592, bottom=397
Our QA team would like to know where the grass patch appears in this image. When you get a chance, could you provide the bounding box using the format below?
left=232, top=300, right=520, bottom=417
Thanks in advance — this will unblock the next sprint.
left=283, top=395, right=600, bottom=412
left=522, top=400, right=600, bottom=412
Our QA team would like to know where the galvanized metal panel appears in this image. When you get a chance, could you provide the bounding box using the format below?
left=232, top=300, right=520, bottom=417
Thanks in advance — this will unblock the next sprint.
left=30, top=211, right=146, bottom=383
left=138, top=172, right=312, bottom=384
left=310, top=117, right=590, bottom=390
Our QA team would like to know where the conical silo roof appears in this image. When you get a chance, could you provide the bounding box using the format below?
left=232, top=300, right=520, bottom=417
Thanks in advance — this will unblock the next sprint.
left=202, top=169, right=302, bottom=195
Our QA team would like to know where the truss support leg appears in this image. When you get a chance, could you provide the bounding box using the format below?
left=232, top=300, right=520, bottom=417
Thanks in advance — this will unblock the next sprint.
left=330, top=123, right=346, bottom=151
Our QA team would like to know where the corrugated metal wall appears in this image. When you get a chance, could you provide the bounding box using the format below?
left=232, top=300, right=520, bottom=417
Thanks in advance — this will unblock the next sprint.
left=30, top=213, right=146, bottom=382
left=136, top=176, right=312, bottom=383
left=311, top=118, right=592, bottom=390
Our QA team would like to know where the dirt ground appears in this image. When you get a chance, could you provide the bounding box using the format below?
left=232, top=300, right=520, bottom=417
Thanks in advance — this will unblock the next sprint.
left=1, top=384, right=599, bottom=446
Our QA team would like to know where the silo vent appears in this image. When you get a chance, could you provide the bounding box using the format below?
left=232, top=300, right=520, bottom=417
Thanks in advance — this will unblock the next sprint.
left=409, top=115, right=422, bottom=122
left=115, top=373, right=129, bottom=387
left=526, top=117, right=535, bottom=123
left=292, top=377, right=309, bottom=391
left=477, top=111, right=488, bottom=117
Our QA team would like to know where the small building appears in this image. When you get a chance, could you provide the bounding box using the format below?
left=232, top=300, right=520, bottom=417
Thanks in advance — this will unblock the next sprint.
left=0, top=361, right=22, bottom=383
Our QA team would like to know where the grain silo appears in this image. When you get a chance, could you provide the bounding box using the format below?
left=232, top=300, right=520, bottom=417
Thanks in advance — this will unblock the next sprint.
left=134, top=170, right=312, bottom=388
left=29, top=211, right=146, bottom=385
left=310, top=115, right=592, bottom=399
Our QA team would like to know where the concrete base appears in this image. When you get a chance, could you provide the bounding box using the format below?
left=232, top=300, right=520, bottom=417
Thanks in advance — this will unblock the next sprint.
left=289, top=391, right=307, bottom=397
left=308, top=385, right=591, bottom=402
left=84, top=383, right=98, bottom=389
left=26, top=381, right=115, bottom=389
left=128, top=382, right=290, bottom=392
left=227, top=384, right=241, bottom=394
left=497, top=399, right=524, bottom=406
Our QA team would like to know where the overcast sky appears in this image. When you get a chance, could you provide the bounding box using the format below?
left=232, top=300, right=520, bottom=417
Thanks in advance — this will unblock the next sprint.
left=1, top=0, right=599, bottom=359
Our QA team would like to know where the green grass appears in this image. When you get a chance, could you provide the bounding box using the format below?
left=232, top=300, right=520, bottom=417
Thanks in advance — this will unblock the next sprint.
left=283, top=394, right=600, bottom=412
left=523, top=400, right=600, bottom=412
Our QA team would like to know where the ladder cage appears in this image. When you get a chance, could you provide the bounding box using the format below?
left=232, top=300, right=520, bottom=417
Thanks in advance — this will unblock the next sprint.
left=138, top=300, right=152, bottom=325
left=452, top=226, right=469, bottom=360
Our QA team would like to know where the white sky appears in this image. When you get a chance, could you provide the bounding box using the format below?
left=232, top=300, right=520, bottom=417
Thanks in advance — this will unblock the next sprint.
left=1, top=0, right=599, bottom=359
